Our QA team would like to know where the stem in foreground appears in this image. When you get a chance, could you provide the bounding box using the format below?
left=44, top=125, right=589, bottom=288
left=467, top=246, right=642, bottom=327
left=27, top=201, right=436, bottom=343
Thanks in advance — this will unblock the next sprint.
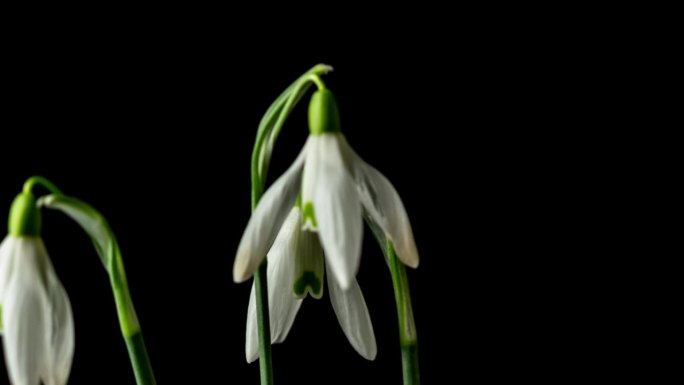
left=124, top=332, right=156, bottom=385
left=388, top=241, right=421, bottom=385
left=254, top=261, right=273, bottom=385
left=111, top=244, right=156, bottom=385
left=249, top=65, right=332, bottom=385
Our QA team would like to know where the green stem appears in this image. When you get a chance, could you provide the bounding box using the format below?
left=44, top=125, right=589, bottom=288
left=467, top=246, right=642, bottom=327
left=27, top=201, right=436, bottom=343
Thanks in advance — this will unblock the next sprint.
left=23, top=176, right=63, bottom=195
left=388, top=241, right=420, bottom=385
left=111, top=244, right=156, bottom=385
left=125, top=332, right=156, bottom=385
left=401, top=344, right=420, bottom=385
left=254, top=261, right=273, bottom=385
left=308, top=74, right=326, bottom=90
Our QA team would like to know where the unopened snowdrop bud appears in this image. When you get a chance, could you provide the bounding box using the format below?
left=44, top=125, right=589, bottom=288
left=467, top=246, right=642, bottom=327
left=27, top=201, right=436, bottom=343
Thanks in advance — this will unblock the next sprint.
left=308, top=89, right=341, bottom=135
left=0, top=188, right=74, bottom=385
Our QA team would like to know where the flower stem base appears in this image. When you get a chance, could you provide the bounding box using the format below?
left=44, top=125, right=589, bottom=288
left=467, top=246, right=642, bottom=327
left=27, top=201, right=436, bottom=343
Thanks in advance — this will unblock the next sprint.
left=125, top=332, right=156, bottom=385
left=255, top=261, right=274, bottom=385
left=401, top=343, right=420, bottom=385
left=388, top=241, right=421, bottom=385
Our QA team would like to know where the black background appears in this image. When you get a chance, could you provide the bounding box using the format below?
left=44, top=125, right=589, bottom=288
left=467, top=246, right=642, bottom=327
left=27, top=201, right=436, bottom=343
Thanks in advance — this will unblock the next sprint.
left=0, top=15, right=602, bottom=384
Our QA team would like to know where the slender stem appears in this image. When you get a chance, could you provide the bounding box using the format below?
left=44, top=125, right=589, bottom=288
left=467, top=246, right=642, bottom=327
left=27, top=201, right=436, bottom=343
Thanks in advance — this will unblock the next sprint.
left=111, top=246, right=156, bottom=385
left=388, top=241, right=420, bottom=385
left=308, top=74, right=326, bottom=90
left=23, top=176, right=63, bottom=195
left=125, top=332, right=156, bottom=385
left=401, top=344, right=420, bottom=385
left=251, top=131, right=275, bottom=385
left=254, top=261, right=273, bottom=385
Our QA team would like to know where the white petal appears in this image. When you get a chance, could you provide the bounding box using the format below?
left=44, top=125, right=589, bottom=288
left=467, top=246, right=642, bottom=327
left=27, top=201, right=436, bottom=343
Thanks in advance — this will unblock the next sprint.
left=234, top=140, right=310, bottom=283
left=245, top=286, right=259, bottom=363
left=326, top=262, right=377, bottom=360
left=41, top=241, right=74, bottom=385
left=245, top=210, right=303, bottom=363
left=0, top=236, right=16, bottom=303
left=2, top=239, right=50, bottom=385
left=267, top=210, right=304, bottom=342
left=307, top=134, right=363, bottom=290
left=343, top=137, right=419, bottom=268
left=46, top=284, right=74, bottom=385
left=300, top=136, right=319, bottom=224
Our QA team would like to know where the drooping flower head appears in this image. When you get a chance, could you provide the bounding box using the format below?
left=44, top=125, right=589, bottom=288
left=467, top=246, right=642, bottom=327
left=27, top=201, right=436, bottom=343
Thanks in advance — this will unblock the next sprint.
left=234, top=88, right=419, bottom=290
left=0, top=189, right=74, bottom=385
left=234, top=85, right=420, bottom=361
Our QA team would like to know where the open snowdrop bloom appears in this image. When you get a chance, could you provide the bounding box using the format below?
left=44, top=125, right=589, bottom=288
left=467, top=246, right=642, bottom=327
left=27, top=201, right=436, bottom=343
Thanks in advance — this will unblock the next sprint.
left=0, top=191, right=74, bottom=385
left=236, top=68, right=422, bottom=384
left=245, top=207, right=376, bottom=361
left=234, top=88, right=420, bottom=291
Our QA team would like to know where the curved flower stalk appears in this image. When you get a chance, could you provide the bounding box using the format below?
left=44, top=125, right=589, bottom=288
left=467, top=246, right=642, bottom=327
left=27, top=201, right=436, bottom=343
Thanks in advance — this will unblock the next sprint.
left=39, top=192, right=156, bottom=385
left=0, top=190, right=74, bottom=385
left=235, top=66, right=421, bottom=384
left=245, top=208, right=376, bottom=362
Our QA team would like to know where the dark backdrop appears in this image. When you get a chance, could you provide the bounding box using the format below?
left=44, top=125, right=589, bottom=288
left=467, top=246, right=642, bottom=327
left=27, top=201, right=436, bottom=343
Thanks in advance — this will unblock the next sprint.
left=0, top=28, right=463, bottom=384
left=0, top=17, right=597, bottom=384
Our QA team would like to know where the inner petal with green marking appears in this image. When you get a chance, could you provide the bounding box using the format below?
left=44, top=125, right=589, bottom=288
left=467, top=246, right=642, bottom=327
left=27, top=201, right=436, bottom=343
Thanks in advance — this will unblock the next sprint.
left=302, top=201, right=318, bottom=231
left=293, top=227, right=325, bottom=299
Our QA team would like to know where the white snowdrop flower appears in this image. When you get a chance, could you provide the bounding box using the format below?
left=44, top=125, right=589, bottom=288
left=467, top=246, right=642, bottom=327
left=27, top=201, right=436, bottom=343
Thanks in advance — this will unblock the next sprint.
left=245, top=208, right=376, bottom=362
left=234, top=88, right=419, bottom=290
left=0, top=192, right=74, bottom=385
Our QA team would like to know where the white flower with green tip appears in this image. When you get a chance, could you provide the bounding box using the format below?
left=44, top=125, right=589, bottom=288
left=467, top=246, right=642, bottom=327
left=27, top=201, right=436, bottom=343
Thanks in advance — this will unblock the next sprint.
left=0, top=192, right=74, bottom=385
left=234, top=89, right=420, bottom=291
left=245, top=208, right=376, bottom=361
left=234, top=88, right=420, bottom=362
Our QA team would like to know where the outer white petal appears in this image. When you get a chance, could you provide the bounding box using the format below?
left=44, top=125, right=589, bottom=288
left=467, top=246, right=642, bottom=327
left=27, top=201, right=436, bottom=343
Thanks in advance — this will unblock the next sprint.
left=342, top=137, right=420, bottom=268
left=0, top=236, right=15, bottom=303
left=245, top=210, right=304, bottom=363
left=267, top=210, right=304, bottom=343
left=326, top=262, right=377, bottom=360
left=245, top=287, right=259, bottom=363
left=307, top=134, right=363, bottom=290
left=2, top=238, right=50, bottom=385
left=46, top=282, right=74, bottom=385
left=40, top=241, right=74, bottom=385
left=234, top=139, right=310, bottom=283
